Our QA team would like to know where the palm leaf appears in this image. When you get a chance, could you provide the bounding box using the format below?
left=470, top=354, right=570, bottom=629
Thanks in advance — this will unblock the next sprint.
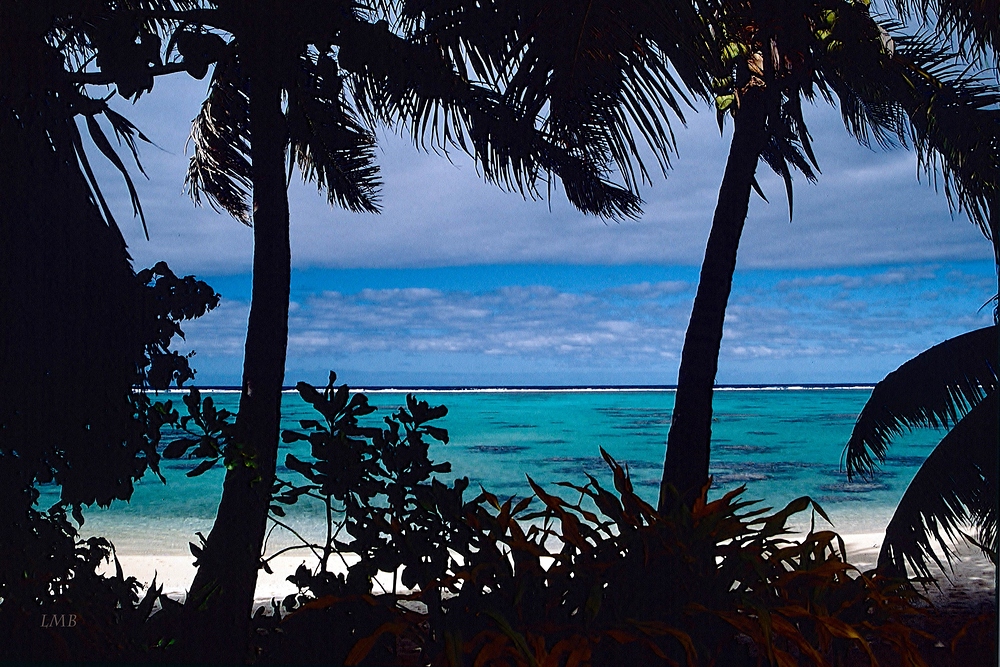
left=500, top=0, right=713, bottom=192
left=845, top=326, right=998, bottom=480
left=413, top=0, right=718, bottom=187
left=817, top=12, right=911, bottom=151
left=339, top=14, right=642, bottom=219
left=891, top=31, right=1000, bottom=255
left=884, top=0, right=1000, bottom=59
left=815, top=14, right=999, bottom=259
left=185, top=46, right=253, bottom=224
left=286, top=53, right=381, bottom=214
left=877, top=390, right=998, bottom=578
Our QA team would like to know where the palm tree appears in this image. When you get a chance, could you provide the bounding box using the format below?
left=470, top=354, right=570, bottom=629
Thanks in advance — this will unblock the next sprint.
left=658, top=2, right=1000, bottom=508
left=844, top=325, right=998, bottom=578
left=133, top=1, right=719, bottom=659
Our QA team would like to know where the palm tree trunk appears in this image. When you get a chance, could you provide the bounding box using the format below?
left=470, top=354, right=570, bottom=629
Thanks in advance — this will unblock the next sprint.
left=183, top=23, right=290, bottom=664
left=658, top=88, right=769, bottom=511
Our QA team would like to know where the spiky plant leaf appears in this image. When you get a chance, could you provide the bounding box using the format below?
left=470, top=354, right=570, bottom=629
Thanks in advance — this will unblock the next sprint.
left=878, top=390, right=998, bottom=578
left=845, top=325, right=998, bottom=480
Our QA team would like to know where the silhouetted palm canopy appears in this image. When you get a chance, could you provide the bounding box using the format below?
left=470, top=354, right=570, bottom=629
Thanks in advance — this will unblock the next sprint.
left=845, top=325, right=998, bottom=578
left=183, top=0, right=720, bottom=221
left=886, top=0, right=1000, bottom=59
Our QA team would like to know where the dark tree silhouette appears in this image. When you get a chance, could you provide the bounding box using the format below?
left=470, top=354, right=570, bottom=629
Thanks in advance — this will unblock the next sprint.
left=0, top=2, right=217, bottom=638
left=0, top=0, right=212, bottom=513
left=659, top=2, right=1000, bottom=508
left=167, top=1, right=719, bottom=659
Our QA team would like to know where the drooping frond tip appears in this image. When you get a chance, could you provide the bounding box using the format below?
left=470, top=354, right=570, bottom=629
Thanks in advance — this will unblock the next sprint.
left=185, top=50, right=253, bottom=224
left=287, top=52, right=382, bottom=215
left=844, top=325, right=998, bottom=480
left=877, top=391, right=998, bottom=578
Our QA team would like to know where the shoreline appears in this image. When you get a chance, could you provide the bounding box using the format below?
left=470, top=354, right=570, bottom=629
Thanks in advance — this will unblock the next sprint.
left=99, top=532, right=996, bottom=609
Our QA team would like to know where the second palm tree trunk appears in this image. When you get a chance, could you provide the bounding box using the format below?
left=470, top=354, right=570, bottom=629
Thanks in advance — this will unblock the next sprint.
left=659, top=88, right=769, bottom=511
left=183, top=25, right=290, bottom=664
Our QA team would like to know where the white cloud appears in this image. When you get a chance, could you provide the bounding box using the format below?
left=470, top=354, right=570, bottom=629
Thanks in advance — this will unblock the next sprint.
left=775, top=265, right=940, bottom=292
left=174, top=262, right=995, bottom=386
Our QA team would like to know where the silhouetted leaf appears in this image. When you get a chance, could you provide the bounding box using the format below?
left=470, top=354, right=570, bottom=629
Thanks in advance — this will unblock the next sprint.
left=879, top=391, right=998, bottom=577
left=186, top=458, right=218, bottom=477
left=163, top=438, right=197, bottom=459
left=846, top=326, right=997, bottom=479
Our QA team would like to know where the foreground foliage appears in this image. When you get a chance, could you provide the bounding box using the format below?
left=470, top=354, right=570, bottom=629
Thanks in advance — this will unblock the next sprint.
left=8, top=376, right=994, bottom=665
left=241, top=377, right=935, bottom=666
left=0, top=263, right=217, bottom=662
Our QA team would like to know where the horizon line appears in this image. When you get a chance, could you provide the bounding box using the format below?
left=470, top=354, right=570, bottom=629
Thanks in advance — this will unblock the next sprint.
left=160, top=383, right=877, bottom=393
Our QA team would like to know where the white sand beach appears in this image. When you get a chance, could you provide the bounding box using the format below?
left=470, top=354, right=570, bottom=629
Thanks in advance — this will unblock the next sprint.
left=98, top=554, right=332, bottom=606
left=99, top=530, right=995, bottom=611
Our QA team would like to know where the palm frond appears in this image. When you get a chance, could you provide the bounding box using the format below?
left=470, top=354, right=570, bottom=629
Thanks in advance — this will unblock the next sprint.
left=502, top=0, right=715, bottom=192
left=345, top=0, right=720, bottom=219
left=817, top=12, right=912, bottom=152
left=400, top=0, right=522, bottom=86
left=67, top=115, right=131, bottom=254
left=884, top=0, right=1000, bottom=60
left=85, top=113, right=149, bottom=239
left=877, top=390, right=998, bottom=578
left=185, top=46, right=253, bottom=224
left=845, top=325, right=998, bottom=479
left=815, top=14, right=999, bottom=259
left=756, top=90, right=821, bottom=219
left=287, top=53, right=381, bottom=215
left=893, top=30, right=1000, bottom=250
left=339, top=15, right=642, bottom=219
left=411, top=0, right=718, bottom=184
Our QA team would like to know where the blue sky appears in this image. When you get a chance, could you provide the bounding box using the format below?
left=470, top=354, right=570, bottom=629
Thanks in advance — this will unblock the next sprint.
left=89, top=71, right=996, bottom=386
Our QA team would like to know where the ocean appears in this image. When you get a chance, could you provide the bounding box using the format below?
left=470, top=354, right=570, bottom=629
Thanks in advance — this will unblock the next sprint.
left=44, top=386, right=944, bottom=555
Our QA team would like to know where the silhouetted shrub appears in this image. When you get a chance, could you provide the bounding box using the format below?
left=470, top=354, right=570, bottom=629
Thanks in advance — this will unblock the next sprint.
left=246, top=377, right=931, bottom=667
left=0, top=261, right=216, bottom=662
left=0, top=489, right=164, bottom=662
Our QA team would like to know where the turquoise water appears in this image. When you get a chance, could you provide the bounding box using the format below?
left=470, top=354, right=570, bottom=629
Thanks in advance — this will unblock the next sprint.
left=46, top=387, right=944, bottom=553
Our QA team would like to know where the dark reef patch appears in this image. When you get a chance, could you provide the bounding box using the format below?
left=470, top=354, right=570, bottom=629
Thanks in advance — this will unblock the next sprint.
left=469, top=444, right=531, bottom=455
left=818, top=481, right=891, bottom=494
left=710, top=459, right=824, bottom=481
left=884, top=455, right=928, bottom=467
left=717, top=444, right=774, bottom=455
